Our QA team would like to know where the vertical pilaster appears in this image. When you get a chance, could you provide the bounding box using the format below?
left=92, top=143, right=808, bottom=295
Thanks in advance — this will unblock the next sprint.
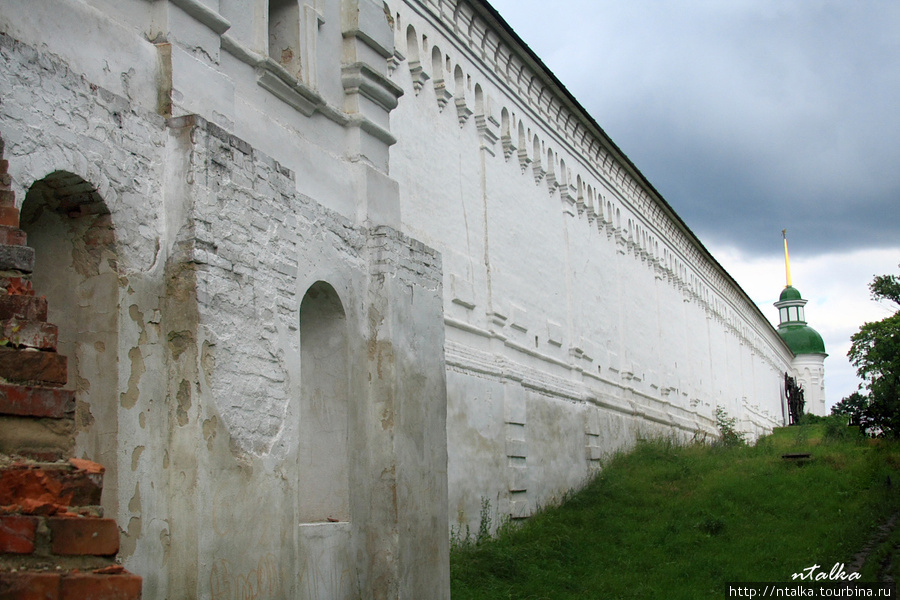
left=361, top=226, right=449, bottom=598
left=341, top=0, right=403, bottom=172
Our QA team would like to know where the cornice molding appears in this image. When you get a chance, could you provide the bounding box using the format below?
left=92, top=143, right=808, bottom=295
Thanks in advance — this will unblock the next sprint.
left=169, top=0, right=231, bottom=35
left=257, top=58, right=325, bottom=117
left=392, top=0, right=790, bottom=373
left=341, top=62, right=404, bottom=112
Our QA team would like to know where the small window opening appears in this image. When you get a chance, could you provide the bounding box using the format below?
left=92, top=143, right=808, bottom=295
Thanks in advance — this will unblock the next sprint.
left=269, top=0, right=302, bottom=78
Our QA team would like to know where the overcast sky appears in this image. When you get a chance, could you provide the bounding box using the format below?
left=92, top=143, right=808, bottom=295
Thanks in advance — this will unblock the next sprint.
left=488, top=0, right=900, bottom=407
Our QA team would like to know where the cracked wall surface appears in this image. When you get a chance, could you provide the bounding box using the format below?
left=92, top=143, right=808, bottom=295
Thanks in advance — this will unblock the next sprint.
left=1, top=2, right=450, bottom=597
left=1, top=0, right=802, bottom=597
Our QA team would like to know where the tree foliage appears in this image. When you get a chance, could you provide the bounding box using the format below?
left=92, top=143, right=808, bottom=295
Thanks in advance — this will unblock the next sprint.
left=870, top=272, right=900, bottom=309
left=830, top=391, right=868, bottom=428
left=845, top=265, right=900, bottom=436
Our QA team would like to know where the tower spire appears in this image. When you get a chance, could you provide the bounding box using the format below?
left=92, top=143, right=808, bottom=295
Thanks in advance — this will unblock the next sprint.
left=782, top=229, right=792, bottom=288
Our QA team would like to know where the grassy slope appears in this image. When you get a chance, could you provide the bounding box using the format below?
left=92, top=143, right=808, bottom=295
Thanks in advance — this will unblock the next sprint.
left=451, top=426, right=900, bottom=599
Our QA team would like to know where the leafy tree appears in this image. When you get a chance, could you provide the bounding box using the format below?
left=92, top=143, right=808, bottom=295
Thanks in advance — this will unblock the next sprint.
left=870, top=271, right=900, bottom=307
left=830, top=391, right=868, bottom=428
left=847, top=265, right=900, bottom=436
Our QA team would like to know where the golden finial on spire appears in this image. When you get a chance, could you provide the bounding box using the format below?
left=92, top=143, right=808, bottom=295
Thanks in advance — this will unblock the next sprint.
left=782, top=229, right=792, bottom=288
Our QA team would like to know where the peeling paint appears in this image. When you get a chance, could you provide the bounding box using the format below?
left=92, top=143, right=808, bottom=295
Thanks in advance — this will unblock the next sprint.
left=159, top=524, right=171, bottom=567
left=75, top=373, right=91, bottom=394
left=376, top=341, right=394, bottom=381
left=128, top=304, right=143, bottom=325
left=129, top=304, right=148, bottom=345
left=120, top=515, right=142, bottom=559
left=131, top=445, right=144, bottom=471
left=202, top=415, right=217, bottom=451
left=381, top=401, right=394, bottom=431
left=1, top=26, right=454, bottom=595
left=120, top=346, right=144, bottom=409
left=71, top=233, right=103, bottom=277
left=166, top=262, right=198, bottom=304
left=129, top=482, right=141, bottom=513
left=168, top=330, right=193, bottom=360
left=75, top=398, right=94, bottom=429
left=201, top=339, right=215, bottom=387
left=176, top=379, right=191, bottom=426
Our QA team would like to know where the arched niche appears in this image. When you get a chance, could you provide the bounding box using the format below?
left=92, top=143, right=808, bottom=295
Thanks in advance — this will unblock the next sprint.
left=298, top=281, right=350, bottom=523
left=406, top=24, right=419, bottom=63
left=474, top=83, right=484, bottom=114
left=454, top=64, right=465, bottom=96
left=19, top=170, right=121, bottom=516
left=545, top=148, right=555, bottom=181
left=431, top=46, right=443, bottom=79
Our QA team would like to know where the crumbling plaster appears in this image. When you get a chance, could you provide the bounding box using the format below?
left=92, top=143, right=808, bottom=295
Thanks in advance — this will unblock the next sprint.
left=0, top=0, right=803, bottom=596
left=1, top=1, right=451, bottom=595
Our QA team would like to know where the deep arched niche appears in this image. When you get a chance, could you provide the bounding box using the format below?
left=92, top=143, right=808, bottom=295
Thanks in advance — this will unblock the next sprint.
left=298, top=281, right=350, bottom=523
left=20, top=171, right=121, bottom=516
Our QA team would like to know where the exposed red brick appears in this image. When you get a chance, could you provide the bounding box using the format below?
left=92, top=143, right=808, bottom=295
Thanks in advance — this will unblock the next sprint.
left=0, top=277, right=34, bottom=296
left=0, top=571, right=60, bottom=600
left=0, top=205, right=19, bottom=228
left=84, top=220, right=115, bottom=248
left=0, top=156, right=141, bottom=600
left=0, top=295, right=47, bottom=321
left=0, top=384, right=74, bottom=418
left=68, top=459, right=104, bottom=476
left=49, top=517, right=119, bottom=556
left=60, top=572, right=141, bottom=600
left=0, top=318, right=58, bottom=350
left=0, top=225, right=25, bottom=246
left=14, top=451, right=69, bottom=465
left=92, top=565, right=125, bottom=575
left=0, top=189, right=14, bottom=208
left=0, top=465, right=103, bottom=512
left=0, top=514, right=38, bottom=553
left=0, top=347, right=67, bottom=386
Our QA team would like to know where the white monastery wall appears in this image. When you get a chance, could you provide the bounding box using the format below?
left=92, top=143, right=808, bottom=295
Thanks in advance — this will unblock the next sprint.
left=385, top=0, right=793, bottom=533
left=1, top=1, right=450, bottom=598
left=1, top=0, right=803, bottom=596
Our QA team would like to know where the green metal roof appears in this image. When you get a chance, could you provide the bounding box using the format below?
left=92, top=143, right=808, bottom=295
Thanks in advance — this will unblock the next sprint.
left=779, top=286, right=803, bottom=302
left=778, top=324, right=827, bottom=355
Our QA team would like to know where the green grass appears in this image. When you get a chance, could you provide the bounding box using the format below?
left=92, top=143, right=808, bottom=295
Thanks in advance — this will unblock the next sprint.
left=451, top=425, right=900, bottom=599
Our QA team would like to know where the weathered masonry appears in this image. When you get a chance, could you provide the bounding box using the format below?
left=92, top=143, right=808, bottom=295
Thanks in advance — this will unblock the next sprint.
left=0, top=0, right=806, bottom=597
left=0, top=140, right=143, bottom=598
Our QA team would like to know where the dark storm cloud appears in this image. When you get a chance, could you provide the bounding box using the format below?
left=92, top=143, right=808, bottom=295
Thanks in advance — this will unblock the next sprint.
left=489, top=0, right=900, bottom=258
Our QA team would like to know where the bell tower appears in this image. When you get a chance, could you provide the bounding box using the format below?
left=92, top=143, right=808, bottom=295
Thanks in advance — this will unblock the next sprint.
left=774, top=231, right=828, bottom=416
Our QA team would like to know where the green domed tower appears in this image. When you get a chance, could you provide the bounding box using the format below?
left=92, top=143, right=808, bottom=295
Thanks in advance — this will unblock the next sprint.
left=774, top=285, right=826, bottom=355
left=775, top=232, right=827, bottom=416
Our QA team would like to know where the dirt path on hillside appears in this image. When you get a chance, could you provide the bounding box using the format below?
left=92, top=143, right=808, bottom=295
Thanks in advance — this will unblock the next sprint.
left=850, top=512, right=898, bottom=583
